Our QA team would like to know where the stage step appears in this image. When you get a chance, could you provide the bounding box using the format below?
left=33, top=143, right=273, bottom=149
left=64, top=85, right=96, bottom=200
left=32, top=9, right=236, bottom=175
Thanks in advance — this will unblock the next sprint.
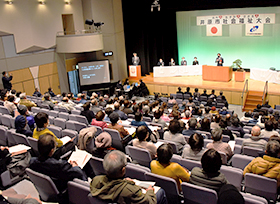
left=242, top=91, right=264, bottom=112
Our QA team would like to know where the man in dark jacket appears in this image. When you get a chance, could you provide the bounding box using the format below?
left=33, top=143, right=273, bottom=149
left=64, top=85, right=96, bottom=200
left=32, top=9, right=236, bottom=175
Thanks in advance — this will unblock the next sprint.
left=2, top=71, right=13, bottom=91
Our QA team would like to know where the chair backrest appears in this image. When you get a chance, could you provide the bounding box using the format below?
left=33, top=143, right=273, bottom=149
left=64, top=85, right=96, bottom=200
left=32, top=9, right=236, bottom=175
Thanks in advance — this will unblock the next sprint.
left=31, top=107, right=41, bottom=114
left=103, top=128, right=124, bottom=152
left=144, top=172, right=180, bottom=197
left=218, top=151, right=227, bottom=164
left=59, top=112, right=69, bottom=120
left=234, top=144, right=242, bottom=154
left=26, top=168, right=59, bottom=202
left=180, top=158, right=201, bottom=171
left=243, top=146, right=262, bottom=157
left=176, top=99, right=183, bottom=104
left=176, top=93, right=183, bottom=99
left=62, top=129, right=78, bottom=139
left=58, top=106, right=69, bottom=113
left=40, top=103, right=50, bottom=110
left=91, top=125, right=103, bottom=136
left=71, top=110, right=81, bottom=115
left=11, top=132, right=30, bottom=146
left=181, top=182, right=218, bottom=204
left=232, top=130, right=241, bottom=137
left=125, top=163, right=150, bottom=181
left=221, top=135, right=230, bottom=143
left=0, top=125, right=8, bottom=146
left=199, top=96, right=208, bottom=102
left=241, top=192, right=268, bottom=204
left=158, top=139, right=178, bottom=154
left=244, top=173, right=278, bottom=202
left=220, top=166, right=243, bottom=191
left=204, top=139, right=213, bottom=148
left=1, top=114, right=12, bottom=128
left=68, top=180, right=91, bottom=204
left=127, top=114, right=135, bottom=119
left=0, top=106, right=11, bottom=115
left=235, top=137, right=245, bottom=145
left=231, top=154, right=254, bottom=170
left=142, top=116, right=152, bottom=122
left=88, top=194, right=110, bottom=204
left=170, top=154, right=182, bottom=164
left=7, top=129, right=16, bottom=146
left=48, top=116, right=54, bottom=125
left=54, top=118, right=66, bottom=129
left=126, top=145, right=152, bottom=167
left=49, top=110, right=59, bottom=118
left=216, top=102, right=225, bottom=108
left=27, top=137, right=39, bottom=153
left=66, top=120, right=87, bottom=132
left=89, top=156, right=106, bottom=175
left=75, top=115, right=89, bottom=125
left=48, top=126, right=62, bottom=138
left=40, top=108, right=50, bottom=115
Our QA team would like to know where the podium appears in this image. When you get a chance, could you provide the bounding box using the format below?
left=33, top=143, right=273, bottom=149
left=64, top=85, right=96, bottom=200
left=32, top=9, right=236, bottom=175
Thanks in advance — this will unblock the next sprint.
left=129, top=65, right=141, bottom=79
left=202, top=65, right=232, bottom=82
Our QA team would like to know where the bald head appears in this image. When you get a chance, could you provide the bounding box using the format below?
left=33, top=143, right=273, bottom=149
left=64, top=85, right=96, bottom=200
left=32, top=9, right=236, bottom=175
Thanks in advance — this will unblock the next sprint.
left=251, top=126, right=261, bottom=137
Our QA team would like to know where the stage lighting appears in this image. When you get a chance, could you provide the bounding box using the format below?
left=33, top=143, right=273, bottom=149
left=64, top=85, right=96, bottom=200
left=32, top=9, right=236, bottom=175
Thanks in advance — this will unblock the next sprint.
left=85, top=19, right=94, bottom=26
left=5, top=0, right=13, bottom=4
left=151, top=0, right=160, bottom=12
left=39, top=0, right=45, bottom=4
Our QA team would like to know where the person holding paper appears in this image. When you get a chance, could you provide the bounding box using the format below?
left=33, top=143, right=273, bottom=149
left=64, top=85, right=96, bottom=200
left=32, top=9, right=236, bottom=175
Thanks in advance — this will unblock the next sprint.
left=181, top=57, right=187, bottom=65
left=90, top=150, right=168, bottom=204
left=215, top=53, right=224, bottom=66
left=192, top=57, right=199, bottom=65
left=157, top=58, right=164, bottom=66
left=169, top=58, right=175, bottom=66
left=29, top=134, right=87, bottom=194
left=132, top=53, right=140, bottom=66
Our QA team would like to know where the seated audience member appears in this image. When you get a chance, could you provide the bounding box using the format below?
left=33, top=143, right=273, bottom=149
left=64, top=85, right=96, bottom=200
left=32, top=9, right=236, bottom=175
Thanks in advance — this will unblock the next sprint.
left=219, top=118, right=234, bottom=140
left=248, top=113, right=259, bottom=125
left=202, top=106, right=212, bottom=118
left=91, top=150, right=167, bottom=204
left=184, top=87, right=192, bottom=97
left=180, top=101, right=187, bottom=111
left=168, top=96, right=176, bottom=104
left=98, top=96, right=107, bottom=107
left=19, top=93, right=36, bottom=110
left=262, top=100, right=271, bottom=108
left=133, top=126, right=157, bottom=159
left=220, top=96, right=229, bottom=108
left=104, top=107, right=113, bottom=122
left=228, top=118, right=245, bottom=138
left=79, top=94, right=87, bottom=104
left=210, top=114, right=221, bottom=130
left=4, top=95, right=17, bottom=116
left=182, top=110, right=191, bottom=120
left=90, top=99, right=101, bottom=114
left=42, top=93, right=55, bottom=110
left=57, top=97, right=75, bottom=113
left=182, top=118, right=198, bottom=136
left=254, top=104, right=262, bottom=113
left=206, top=128, right=233, bottom=160
left=209, top=90, right=217, bottom=100
left=17, top=105, right=35, bottom=131
left=91, top=110, right=108, bottom=130
left=48, top=87, right=56, bottom=97
left=114, top=102, right=127, bottom=120
left=200, top=89, right=208, bottom=98
left=15, top=115, right=32, bottom=137
left=108, top=112, right=129, bottom=139
left=243, top=140, right=280, bottom=187
left=164, top=120, right=187, bottom=154
left=29, top=134, right=86, bottom=193
left=217, top=91, right=224, bottom=99
left=205, top=99, right=213, bottom=107
left=193, top=88, right=200, bottom=100
left=150, top=144, right=190, bottom=192
left=190, top=149, right=229, bottom=192
left=182, top=133, right=206, bottom=161
left=152, top=109, right=167, bottom=128
left=14, top=91, right=21, bottom=104
left=199, top=104, right=205, bottom=114
left=131, top=112, right=150, bottom=128
left=143, top=105, right=153, bottom=120
left=187, top=97, right=194, bottom=106
left=76, top=93, right=82, bottom=102
left=176, top=87, right=183, bottom=94
left=122, top=100, right=133, bottom=115
left=219, top=107, right=228, bottom=115
left=218, top=184, right=245, bottom=204
left=81, top=102, right=95, bottom=124
left=105, top=99, right=115, bottom=110
left=199, top=118, right=211, bottom=132
left=33, top=88, right=42, bottom=97
left=260, top=120, right=279, bottom=138
left=210, top=106, right=218, bottom=115
left=240, top=111, right=253, bottom=123
left=242, top=126, right=267, bottom=151
left=191, top=106, right=202, bottom=116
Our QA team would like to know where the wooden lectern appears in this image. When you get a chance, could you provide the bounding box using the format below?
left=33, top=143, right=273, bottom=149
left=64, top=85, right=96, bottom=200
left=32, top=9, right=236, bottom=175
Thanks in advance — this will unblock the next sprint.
left=129, top=65, right=141, bottom=79
left=202, top=65, right=232, bottom=82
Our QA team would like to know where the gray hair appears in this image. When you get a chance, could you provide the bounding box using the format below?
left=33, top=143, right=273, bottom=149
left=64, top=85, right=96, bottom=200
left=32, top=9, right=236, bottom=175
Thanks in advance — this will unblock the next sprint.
left=251, top=126, right=261, bottom=137
left=103, top=150, right=127, bottom=178
left=188, top=118, right=197, bottom=128
left=19, top=93, right=26, bottom=99
left=211, top=128, right=223, bottom=141
left=266, top=140, right=280, bottom=158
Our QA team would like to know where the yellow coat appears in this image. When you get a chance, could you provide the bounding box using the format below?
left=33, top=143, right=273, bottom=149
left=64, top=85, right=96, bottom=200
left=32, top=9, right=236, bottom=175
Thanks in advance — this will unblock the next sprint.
left=33, top=128, right=63, bottom=147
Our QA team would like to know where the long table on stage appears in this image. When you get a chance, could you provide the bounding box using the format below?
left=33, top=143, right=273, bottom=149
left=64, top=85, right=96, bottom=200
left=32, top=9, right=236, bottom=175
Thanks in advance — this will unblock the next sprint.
left=250, top=68, right=280, bottom=84
left=202, top=65, right=232, bottom=82
left=153, top=65, right=202, bottom=77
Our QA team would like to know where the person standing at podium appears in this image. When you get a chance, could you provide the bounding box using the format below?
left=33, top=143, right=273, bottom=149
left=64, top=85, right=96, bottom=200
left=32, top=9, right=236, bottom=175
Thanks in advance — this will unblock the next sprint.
left=157, top=58, right=164, bottom=66
left=192, top=57, right=199, bottom=65
left=132, top=53, right=140, bottom=65
left=181, top=57, right=187, bottom=65
left=169, top=58, right=175, bottom=66
left=215, top=53, right=224, bottom=66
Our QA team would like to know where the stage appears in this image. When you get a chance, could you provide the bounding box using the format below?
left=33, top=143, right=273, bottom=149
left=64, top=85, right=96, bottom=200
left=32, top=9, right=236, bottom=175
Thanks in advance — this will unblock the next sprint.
left=129, top=72, right=280, bottom=107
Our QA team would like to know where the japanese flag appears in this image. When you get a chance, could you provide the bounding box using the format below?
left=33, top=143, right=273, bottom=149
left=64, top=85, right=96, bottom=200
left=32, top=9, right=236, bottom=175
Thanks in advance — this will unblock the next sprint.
left=207, top=24, right=222, bottom=36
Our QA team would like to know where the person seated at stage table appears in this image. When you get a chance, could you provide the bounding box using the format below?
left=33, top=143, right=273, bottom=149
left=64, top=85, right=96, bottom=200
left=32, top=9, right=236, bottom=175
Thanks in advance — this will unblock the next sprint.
left=169, top=58, right=175, bottom=66
left=176, top=87, right=183, bottom=94
left=157, top=58, right=164, bottom=66
left=181, top=57, right=187, bottom=65
left=215, top=53, right=224, bottom=66
left=193, top=88, right=200, bottom=100
left=192, top=57, right=199, bottom=65
left=184, top=87, right=192, bottom=97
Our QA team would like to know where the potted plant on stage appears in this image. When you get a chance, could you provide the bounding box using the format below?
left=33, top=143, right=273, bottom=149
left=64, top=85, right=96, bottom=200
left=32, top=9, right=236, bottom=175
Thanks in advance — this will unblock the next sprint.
left=231, top=59, right=245, bottom=82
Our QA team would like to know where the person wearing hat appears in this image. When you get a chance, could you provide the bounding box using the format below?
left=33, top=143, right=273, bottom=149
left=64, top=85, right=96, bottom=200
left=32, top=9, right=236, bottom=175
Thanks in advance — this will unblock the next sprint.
left=107, top=112, right=129, bottom=139
left=15, top=115, right=32, bottom=137
left=209, top=106, right=218, bottom=115
left=241, top=126, right=267, bottom=151
left=92, top=132, right=114, bottom=158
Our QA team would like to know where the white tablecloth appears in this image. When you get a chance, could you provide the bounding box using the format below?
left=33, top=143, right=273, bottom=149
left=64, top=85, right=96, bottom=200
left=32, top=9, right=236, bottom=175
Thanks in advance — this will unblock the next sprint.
left=153, top=65, right=202, bottom=77
left=250, top=68, right=280, bottom=84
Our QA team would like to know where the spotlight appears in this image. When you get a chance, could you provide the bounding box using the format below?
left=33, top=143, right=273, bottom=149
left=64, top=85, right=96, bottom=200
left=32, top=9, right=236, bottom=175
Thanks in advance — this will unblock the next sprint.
left=65, top=1, right=71, bottom=5
left=151, top=0, right=160, bottom=12
left=85, top=19, right=94, bottom=26
left=39, top=0, right=45, bottom=4
left=5, top=0, right=13, bottom=4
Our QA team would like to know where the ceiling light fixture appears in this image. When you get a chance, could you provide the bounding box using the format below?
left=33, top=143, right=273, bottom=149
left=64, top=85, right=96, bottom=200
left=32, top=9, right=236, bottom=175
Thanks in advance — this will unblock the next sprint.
left=39, top=1, right=45, bottom=5
left=5, top=0, right=13, bottom=4
left=65, top=1, right=71, bottom=5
